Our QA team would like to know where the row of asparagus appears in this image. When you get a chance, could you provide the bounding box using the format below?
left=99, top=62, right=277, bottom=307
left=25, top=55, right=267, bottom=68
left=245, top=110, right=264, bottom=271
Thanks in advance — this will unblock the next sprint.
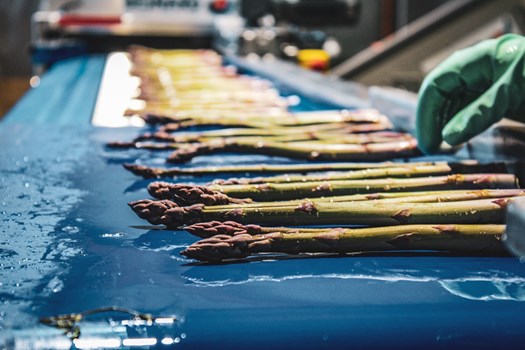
left=126, top=164, right=522, bottom=261
left=111, top=108, right=419, bottom=162
left=120, top=47, right=520, bottom=262
left=127, top=45, right=290, bottom=118
left=117, top=46, right=421, bottom=162
left=131, top=189, right=520, bottom=228
left=180, top=221, right=508, bottom=262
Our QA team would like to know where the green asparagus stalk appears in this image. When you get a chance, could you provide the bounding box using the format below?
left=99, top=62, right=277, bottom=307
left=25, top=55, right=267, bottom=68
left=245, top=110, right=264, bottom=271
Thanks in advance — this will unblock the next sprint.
left=132, top=123, right=347, bottom=142
left=133, top=127, right=408, bottom=144
left=173, top=189, right=525, bottom=214
left=210, top=163, right=452, bottom=185
left=136, top=90, right=283, bottom=106
left=128, top=197, right=513, bottom=229
left=141, top=132, right=413, bottom=148
left=122, top=161, right=444, bottom=179
left=180, top=224, right=507, bottom=262
left=138, top=94, right=281, bottom=106
left=158, top=121, right=390, bottom=135
left=166, top=138, right=419, bottom=163
left=148, top=173, right=519, bottom=203
left=182, top=198, right=518, bottom=235
left=142, top=109, right=391, bottom=127
left=114, top=130, right=401, bottom=150
left=108, top=134, right=324, bottom=150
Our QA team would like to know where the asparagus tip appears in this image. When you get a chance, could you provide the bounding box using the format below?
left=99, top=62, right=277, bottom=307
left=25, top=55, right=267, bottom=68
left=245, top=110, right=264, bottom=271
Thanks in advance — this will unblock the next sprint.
left=123, top=164, right=161, bottom=178
left=107, top=141, right=135, bottom=149
left=147, top=182, right=247, bottom=205
left=180, top=234, right=249, bottom=261
left=185, top=220, right=263, bottom=238
left=128, top=199, right=178, bottom=224
left=129, top=198, right=205, bottom=227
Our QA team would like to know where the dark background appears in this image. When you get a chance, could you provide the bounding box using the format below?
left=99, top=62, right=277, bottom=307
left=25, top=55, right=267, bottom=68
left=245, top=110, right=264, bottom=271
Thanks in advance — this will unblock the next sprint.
left=0, top=0, right=448, bottom=117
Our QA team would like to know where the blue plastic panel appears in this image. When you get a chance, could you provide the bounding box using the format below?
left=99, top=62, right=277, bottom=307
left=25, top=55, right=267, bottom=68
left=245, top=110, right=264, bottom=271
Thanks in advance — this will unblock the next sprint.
left=1, top=124, right=525, bottom=349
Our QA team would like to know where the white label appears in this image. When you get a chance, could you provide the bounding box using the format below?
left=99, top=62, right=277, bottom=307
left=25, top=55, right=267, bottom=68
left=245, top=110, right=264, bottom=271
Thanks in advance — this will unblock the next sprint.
left=125, top=0, right=200, bottom=11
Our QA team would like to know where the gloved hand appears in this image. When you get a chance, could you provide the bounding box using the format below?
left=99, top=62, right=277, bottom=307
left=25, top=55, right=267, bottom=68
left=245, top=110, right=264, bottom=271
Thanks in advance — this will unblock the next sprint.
left=416, top=34, right=525, bottom=154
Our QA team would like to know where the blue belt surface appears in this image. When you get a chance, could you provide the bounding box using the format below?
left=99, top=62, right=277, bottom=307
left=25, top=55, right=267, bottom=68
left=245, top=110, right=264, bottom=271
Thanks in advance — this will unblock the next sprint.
left=1, top=124, right=524, bottom=348
left=1, top=56, right=524, bottom=349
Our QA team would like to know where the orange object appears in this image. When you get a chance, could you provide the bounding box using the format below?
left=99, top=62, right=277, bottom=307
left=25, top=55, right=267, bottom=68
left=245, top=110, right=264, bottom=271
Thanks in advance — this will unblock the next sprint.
left=297, top=49, right=330, bottom=71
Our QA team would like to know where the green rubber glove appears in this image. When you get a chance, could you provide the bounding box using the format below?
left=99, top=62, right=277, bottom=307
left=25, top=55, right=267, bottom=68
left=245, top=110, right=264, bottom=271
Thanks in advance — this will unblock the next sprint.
left=416, top=34, right=525, bottom=154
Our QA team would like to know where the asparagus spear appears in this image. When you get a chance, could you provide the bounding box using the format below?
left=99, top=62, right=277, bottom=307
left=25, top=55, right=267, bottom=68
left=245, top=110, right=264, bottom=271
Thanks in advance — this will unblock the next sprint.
left=166, top=138, right=418, bottom=163
left=118, top=113, right=399, bottom=150
left=108, top=134, right=324, bottom=150
left=182, top=195, right=519, bottom=235
left=184, top=220, right=351, bottom=238
left=140, top=108, right=390, bottom=124
left=140, top=109, right=390, bottom=126
left=132, top=124, right=345, bottom=142
left=210, top=163, right=452, bottom=185
left=156, top=119, right=391, bottom=134
left=133, top=127, right=407, bottom=144
left=148, top=174, right=519, bottom=203
left=171, top=189, right=525, bottom=220
left=136, top=90, right=283, bottom=106
left=128, top=197, right=512, bottom=228
left=122, top=161, right=444, bottom=179
left=180, top=224, right=507, bottom=262
left=111, top=129, right=402, bottom=150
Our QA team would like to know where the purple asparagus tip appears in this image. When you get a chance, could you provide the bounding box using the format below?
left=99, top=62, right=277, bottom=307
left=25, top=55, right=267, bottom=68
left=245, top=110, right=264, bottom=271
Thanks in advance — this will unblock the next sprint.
left=123, top=164, right=161, bottom=178
left=107, top=141, right=136, bottom=149
left=147, top=182, right=248, bottom=205
left=180, top=234, right=254, bottom=262
left=184, top=220, right=264, bottom=238
left=128, top=199, right=178, bottom=225
left=128, top=199, right=205, bottom=227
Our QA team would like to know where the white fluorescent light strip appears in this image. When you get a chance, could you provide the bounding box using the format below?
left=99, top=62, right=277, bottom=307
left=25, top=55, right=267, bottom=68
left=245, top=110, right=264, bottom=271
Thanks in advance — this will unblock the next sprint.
left=92, top=52, right=145, bottom=127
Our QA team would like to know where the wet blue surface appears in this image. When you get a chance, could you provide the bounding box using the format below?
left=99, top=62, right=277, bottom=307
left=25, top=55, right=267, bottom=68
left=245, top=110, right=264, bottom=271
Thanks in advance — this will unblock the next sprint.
left=1, top=54, right=525, bottom=349
left=1, top=124, right=525, bottom=349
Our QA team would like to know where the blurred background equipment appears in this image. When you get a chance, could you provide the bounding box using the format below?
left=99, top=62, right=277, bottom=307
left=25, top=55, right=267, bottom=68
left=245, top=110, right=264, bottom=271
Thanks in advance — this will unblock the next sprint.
left=0, top=0, right=39, bottom=116
left=2, top=0, right=525, bottom=119
left=331, top=0, right=525, bottom=90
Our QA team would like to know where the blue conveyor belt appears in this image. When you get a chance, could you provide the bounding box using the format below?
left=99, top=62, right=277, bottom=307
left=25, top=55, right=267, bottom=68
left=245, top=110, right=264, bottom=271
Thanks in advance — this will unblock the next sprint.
left=3, top=55, right=106, bottom=125
left=1, top=124, right=525, bottom=349
left=1, top=55, right=525, bottom=349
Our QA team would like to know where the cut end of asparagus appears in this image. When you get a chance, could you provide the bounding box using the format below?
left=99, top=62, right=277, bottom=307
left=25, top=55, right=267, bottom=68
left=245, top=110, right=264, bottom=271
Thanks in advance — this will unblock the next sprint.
left=148, top=182, right=252, bottom=205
